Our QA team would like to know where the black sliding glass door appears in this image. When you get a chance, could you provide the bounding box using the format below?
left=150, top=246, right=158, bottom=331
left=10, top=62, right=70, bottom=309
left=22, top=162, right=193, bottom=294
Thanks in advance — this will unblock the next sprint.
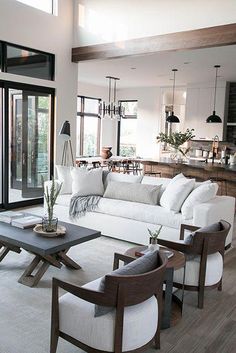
left=1, top=82, right=55, bottom=207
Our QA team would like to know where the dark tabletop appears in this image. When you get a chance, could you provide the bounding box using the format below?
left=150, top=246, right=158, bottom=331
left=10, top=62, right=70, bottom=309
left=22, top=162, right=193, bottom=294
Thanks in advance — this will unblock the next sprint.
left=0, top=221, right=101, bottom=256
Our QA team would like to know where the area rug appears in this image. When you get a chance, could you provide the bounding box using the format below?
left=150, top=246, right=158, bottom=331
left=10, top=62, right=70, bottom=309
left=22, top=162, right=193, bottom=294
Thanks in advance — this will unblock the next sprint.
left=0, top=236, right=133, bottom=353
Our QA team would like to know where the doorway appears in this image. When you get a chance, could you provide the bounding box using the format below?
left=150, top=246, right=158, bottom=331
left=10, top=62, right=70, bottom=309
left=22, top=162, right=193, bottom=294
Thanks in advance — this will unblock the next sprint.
left=1, top=82, right=54, bottom=208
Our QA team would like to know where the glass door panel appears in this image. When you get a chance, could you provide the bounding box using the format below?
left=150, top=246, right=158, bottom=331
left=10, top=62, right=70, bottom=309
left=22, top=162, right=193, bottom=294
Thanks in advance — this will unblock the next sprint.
left=9, top=89, right=51, bottom=202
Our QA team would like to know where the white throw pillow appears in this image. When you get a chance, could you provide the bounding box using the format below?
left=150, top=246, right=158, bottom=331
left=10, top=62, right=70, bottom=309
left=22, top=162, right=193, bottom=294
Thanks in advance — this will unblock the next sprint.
left=71, top=168, right=104, bottom=196
left=55, top=165, right=73, bottom=194
left=181, top=182, right=218, bottom=220
left=160, top=177, right=195, bottom=212
left=105, top=172, right=143, bottom=189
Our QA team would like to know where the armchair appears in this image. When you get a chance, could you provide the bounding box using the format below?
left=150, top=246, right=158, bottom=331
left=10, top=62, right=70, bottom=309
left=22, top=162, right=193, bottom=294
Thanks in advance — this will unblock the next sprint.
left=157, top=220, right=231, bottom=309
left=50, top=251, right=167, bottom=353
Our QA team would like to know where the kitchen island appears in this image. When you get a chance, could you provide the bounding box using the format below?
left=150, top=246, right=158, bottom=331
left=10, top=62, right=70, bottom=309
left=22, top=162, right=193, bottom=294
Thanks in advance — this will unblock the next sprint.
left=141, top=158, right=236, bottom=197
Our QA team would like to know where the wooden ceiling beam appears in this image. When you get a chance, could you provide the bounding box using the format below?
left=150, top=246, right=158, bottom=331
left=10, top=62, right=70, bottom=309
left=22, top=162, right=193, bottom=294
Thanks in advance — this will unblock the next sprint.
left=72, top=23, right=236, bottom=62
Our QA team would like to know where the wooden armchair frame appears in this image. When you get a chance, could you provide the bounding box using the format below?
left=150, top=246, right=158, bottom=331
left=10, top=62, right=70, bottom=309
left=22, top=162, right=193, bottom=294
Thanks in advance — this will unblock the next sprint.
left=157, top=220, right=231, bottom=309
left=50, top=252, right=168, bottom=353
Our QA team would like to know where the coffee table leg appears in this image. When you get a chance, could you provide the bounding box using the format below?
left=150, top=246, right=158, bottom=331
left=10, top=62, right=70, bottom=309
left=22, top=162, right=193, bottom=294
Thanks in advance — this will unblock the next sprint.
left=18, top=256, right=50, bottom=287
left=0, top=242, right=21, bottom=262
left=57, top=250, right=81, bottom=270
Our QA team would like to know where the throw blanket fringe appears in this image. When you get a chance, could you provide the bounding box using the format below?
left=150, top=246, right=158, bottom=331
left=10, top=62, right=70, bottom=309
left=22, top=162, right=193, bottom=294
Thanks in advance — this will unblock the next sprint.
left=69, top=194, right=101, bottom=218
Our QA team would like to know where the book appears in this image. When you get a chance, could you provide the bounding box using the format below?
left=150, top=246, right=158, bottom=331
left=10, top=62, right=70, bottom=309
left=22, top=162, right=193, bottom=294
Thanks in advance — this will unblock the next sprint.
left=0, top=211, right=24, bottom=224
left=11, top=216, right=42, bottom=229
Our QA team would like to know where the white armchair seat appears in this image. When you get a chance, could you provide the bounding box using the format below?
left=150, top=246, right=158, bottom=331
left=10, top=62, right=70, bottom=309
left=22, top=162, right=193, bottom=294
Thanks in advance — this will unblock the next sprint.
left=59, top=277, right=158, bottom=352
left=174, top=252, right=223, bottom=287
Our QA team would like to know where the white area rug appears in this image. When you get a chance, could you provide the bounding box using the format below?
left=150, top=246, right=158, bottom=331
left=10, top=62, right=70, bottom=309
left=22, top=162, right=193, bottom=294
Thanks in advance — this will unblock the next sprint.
left=0, top=234, right=133, bottom=353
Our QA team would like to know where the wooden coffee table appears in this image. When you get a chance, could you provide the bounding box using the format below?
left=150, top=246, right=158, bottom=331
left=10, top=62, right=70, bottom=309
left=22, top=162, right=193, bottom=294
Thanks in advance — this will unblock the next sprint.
left=0, top=221, right=100, bottom=287
left=114, top=245, right=186, bottom=329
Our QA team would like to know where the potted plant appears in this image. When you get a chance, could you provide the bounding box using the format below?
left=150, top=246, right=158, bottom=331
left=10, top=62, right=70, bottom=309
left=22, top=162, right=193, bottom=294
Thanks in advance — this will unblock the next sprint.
left=147, top=225, right=162, bottom=250
left=156, top=129, right=195, bottom=161
left=42, top=178, right=62, bottom=232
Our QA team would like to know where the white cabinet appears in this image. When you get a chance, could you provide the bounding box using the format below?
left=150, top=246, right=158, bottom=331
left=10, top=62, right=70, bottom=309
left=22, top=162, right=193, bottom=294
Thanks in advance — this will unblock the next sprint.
left=185, top=84, right=226, bottom=140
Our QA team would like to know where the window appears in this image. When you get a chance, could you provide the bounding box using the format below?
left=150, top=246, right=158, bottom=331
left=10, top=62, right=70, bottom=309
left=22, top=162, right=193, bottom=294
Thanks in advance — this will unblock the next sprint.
left=118, top=100, right=138, bottom=157
left=0, top=41, right=54, bottom=80
left=6, top=44, right=54, bottom=80
left=77, top=96, right=101, bottom=157
left=15, top=0, right=57, bottom=15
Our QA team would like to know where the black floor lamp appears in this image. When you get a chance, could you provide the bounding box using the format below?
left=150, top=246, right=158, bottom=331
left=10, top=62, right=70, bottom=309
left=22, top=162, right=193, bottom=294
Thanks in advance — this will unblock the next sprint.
left=59, top=121, right=75, bottom=166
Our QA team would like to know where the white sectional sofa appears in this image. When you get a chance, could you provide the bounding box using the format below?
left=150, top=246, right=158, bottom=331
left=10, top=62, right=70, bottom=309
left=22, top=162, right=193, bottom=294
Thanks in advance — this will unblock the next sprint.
left=45, top=171, right=235, bottom=247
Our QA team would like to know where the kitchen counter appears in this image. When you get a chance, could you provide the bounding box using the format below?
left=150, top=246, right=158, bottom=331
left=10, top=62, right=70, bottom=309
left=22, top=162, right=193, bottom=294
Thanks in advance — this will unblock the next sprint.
left=140, top=157, right=236, bottom=173
left=141, top=158, right=236, bottom=197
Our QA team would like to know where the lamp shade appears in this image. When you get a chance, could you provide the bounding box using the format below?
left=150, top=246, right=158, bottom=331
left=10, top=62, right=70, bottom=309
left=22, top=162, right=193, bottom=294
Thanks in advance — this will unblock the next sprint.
left=166, top=111, right=180, bottom=123
left=59, top=121, right=71, bottom=140
left=206, top=111, right=222, bottom=123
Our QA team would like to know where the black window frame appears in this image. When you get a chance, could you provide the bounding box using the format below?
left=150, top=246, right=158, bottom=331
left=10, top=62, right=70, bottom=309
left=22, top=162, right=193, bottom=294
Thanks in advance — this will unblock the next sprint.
left=0, top=79, right=55, bottom=210
left=0, top=40, right=55, bottom=81
left=77, top=95, right=102, bottom=157
left=117, top=100, right=138, bottom=156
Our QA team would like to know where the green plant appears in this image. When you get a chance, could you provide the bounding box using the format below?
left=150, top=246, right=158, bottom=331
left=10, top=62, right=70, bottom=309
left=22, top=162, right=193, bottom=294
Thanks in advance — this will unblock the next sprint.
left=156, top=129, right=195, bottom=156
left=148, top=225, right=163, bottom=240
left=42, top=177, right=62, bottom=223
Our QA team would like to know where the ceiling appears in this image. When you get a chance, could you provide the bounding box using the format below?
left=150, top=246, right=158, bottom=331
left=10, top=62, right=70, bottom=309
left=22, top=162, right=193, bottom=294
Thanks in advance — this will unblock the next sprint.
left=78, top=44, right=236, bottom=88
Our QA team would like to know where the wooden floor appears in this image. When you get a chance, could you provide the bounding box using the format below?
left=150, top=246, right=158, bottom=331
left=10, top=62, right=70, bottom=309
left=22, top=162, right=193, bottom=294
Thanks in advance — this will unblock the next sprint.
left=157, top=219, right=236, bottom=353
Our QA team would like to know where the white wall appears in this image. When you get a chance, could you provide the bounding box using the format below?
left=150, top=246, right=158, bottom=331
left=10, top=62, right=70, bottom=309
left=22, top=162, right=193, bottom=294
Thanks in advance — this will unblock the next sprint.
left=78, top=82, right=118, bottom=154
left=0, top=0, right=78, bottom=164
left=118, top=87, right=162, bottom=159
left=74, top=0, right=236, bottom=46
left=185, top=82, right=226, bottom=140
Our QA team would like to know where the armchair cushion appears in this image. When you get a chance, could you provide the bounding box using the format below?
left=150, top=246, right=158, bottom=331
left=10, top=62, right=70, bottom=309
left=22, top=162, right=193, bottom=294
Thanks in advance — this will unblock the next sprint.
left=173, top=251, right=223, bottom=286
left=95, top=250, right=158, bottom=317
left=184, top=222, right=221, bottom=244
left=59, top=277, right=158, bottom=352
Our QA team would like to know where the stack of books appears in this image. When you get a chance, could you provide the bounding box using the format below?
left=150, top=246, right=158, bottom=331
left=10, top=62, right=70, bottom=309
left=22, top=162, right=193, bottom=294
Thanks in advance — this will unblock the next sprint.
left=0, top=211, right=24, bottom=224
left=0, top=211, right=41, bottom=229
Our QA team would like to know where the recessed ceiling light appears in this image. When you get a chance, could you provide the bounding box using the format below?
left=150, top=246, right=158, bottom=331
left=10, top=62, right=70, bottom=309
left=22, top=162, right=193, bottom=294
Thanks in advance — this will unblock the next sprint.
left=184, top=61, right=191, bottom=65
left=130, top=67, right=136, bottom=70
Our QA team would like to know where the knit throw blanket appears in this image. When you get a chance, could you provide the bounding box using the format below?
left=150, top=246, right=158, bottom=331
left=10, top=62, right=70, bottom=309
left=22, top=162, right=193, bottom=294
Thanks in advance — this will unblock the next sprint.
left=69, top=194, right=101, bottom=218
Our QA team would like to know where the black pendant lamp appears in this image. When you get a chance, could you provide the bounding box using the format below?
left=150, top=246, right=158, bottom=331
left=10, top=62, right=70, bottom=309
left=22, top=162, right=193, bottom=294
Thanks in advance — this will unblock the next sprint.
left=206, top=65, right=222, bottom=123
left=166, top=68, right=180, bottom=123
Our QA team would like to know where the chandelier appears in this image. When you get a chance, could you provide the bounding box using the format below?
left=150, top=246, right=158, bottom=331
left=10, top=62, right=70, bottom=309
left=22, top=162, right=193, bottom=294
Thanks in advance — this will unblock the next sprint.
left=99, top=76, right=125, bottom=119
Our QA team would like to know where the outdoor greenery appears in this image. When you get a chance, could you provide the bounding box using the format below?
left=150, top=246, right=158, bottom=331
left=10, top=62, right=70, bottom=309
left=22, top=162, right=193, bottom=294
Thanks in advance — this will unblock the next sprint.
left=156, top=129, right=195, bottom=156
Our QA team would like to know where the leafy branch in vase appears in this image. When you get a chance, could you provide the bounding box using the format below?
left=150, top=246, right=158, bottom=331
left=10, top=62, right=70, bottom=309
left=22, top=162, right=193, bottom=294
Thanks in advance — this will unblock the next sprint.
left=42, top=177, right=62, bottom=225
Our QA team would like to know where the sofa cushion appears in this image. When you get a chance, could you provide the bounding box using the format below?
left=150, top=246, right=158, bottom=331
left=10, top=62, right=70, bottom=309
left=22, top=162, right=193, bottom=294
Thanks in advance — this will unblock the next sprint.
left=103, top=181, right=162, bottom=205
left=181, top=182, right=218, bottom=220
left=55, top=165, right=73, bottom=194
left=59, top=277, right=158, bottom=352
left=94, top=198, right=183, bottom=229
left=95, top=250, right=158, bottom=317
left=160, top=176, right=195, bottom=212
left=56, top=194, right=71, bottom=207
left=174, top=252, right=223, bottom=286
left=105, top=172, right=143, bottom=188
left=141, top=176, right=171, bottom=202
left=71, top=168, right=104, bottom=196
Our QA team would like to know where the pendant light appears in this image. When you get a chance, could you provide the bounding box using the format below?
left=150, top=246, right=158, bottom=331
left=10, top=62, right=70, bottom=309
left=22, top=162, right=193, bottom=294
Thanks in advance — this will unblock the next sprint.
left=206, top=65, right=222, bottom=123
left=100, top=76, right=125, bottom=119
left=166, top=68, right=180, bottom=123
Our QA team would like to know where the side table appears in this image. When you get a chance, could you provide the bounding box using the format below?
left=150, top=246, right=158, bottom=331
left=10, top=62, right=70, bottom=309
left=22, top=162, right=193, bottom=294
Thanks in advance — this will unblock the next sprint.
left=113, top=245, right=186, bottom=329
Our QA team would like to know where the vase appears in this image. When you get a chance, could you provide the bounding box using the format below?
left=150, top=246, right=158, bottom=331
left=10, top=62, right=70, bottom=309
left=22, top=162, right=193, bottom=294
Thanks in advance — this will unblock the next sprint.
left=42, top=216, right=58, bottom=233
left=148, top=238, right=160, bottom=251
left=101, top=147, right=113, bottom=159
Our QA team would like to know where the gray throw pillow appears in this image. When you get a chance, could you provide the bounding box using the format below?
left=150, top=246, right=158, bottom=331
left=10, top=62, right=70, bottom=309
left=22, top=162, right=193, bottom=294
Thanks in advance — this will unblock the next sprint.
left=103, top=181, right=162, bottom=205
left=184, top=222, right=221, bottom=244
left=94, top=250, right=159, bottom=317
